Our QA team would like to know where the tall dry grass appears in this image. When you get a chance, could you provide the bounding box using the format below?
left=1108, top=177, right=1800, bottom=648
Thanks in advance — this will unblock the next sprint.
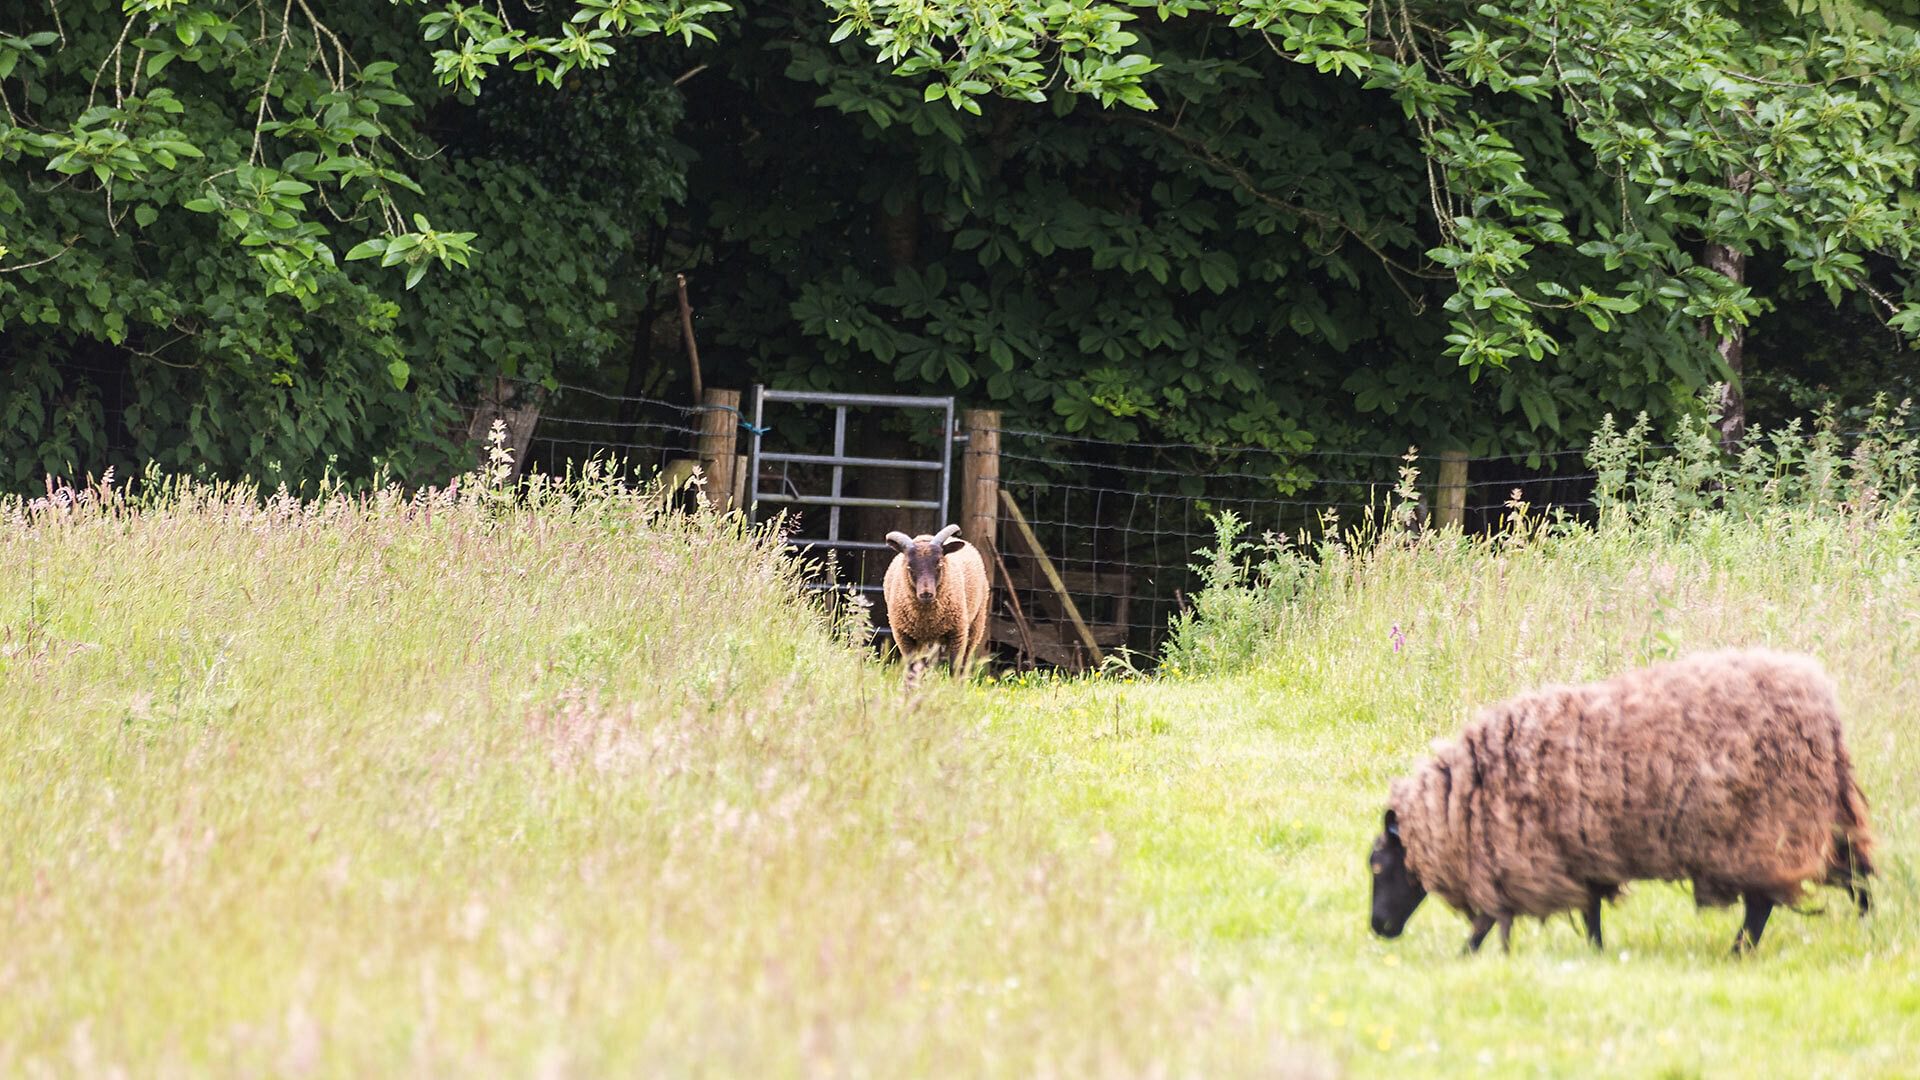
left=0, top=463, right=1319, bottom=1076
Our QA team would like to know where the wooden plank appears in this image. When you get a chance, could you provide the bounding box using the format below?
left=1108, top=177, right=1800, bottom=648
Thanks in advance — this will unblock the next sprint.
left=991, top=616, right=1125, bottom=651
left=989, top=620, right=1082, bottom=669
left=998, top=561, right=1131, bottom=595
left=999, top=490, right=1103, bottom=665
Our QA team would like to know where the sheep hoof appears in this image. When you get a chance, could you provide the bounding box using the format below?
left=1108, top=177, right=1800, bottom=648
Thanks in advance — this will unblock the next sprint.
left=1731, top=891, right=1774, bottom=955
left=1465, top=913, right=1497, bottom=954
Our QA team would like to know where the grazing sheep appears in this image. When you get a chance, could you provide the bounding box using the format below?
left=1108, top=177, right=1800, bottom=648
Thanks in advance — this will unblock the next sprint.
left=884, top=524, right=990, bottom=686
left=1368, top=649, right=1876, bottom=955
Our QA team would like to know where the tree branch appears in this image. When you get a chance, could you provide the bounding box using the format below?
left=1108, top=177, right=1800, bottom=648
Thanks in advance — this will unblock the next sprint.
left=0, top=235, right=80, bottom=274
left=252, top=0, right=295, bottom=166
left=1119, top=114, right=1449, bottom=309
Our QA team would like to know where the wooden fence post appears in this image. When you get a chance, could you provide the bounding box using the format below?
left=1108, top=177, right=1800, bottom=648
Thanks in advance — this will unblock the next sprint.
left=697, top=388, right=740, bottom=511
left=1436, top=449, right=1469, bottom=530
left=961, top=409, right=1001, bottom=555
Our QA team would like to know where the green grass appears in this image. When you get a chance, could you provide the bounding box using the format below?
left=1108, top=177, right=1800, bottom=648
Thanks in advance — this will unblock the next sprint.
left=983, top=511, right=1920, bottom=1077
left=3, top=471, right=1916, bottom=1076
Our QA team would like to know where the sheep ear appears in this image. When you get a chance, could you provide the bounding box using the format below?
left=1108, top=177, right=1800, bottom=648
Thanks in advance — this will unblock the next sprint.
left=1384, top=808, right=1400, bottom=839
left=932, top=524, right=961, bottom=549
left=886, top=531, right=914, bottom=554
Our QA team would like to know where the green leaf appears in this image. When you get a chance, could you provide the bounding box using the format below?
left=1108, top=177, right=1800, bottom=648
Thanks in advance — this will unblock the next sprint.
left=134, top=205, right=159, bottom=228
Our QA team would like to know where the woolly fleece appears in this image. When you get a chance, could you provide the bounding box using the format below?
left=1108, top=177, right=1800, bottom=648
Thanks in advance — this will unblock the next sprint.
left=1388, top=648, right=1876, bottom=922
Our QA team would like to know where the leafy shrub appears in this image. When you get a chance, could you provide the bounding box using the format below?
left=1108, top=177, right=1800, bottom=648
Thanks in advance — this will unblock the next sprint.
left=1161, top=509, right=1333, bottom=674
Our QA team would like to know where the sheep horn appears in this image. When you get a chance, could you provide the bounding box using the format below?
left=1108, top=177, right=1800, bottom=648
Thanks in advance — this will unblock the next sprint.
left=932, top=524, right=962, bottom=547
left=885, top=531, right=914, bottom=554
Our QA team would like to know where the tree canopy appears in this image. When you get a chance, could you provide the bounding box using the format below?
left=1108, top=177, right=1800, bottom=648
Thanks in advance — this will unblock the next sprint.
left=3, top=0, right=1919, bottom=488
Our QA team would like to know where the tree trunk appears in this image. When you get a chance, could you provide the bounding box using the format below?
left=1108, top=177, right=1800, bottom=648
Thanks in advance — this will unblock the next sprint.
left=617, top=228, right=671, bottom=427
left=467, top=376, right=542, bottom=482
left=617, top=290, right=666, bottom=428
left=1703, top=172, right=1754, bottom=452
left=877, top=184, right=919, bottom=271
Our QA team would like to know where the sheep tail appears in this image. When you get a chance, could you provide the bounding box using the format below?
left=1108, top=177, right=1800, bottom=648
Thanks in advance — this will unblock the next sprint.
left=1828, top=750, right=1876, bottom=913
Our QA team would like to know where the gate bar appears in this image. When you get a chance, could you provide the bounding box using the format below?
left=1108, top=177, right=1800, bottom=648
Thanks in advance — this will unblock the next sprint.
left=829, top=406, right=848, bottom=545
left=759, top=493, right=942, bottom=510
left=759, top=389, right=951, bottom=409
left=760, top=451, right=944, bottom=471
left=743, top=385, right=956, bottom=648
left=937, top=398, right=953, bottom=527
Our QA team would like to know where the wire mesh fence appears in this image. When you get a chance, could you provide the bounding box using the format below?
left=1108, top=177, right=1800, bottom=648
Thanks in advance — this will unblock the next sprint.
left=513, top=381, right=704, bottom=478
left=23, top=361, right=1920, bottom=668
left=983, top=426, right=1605, bottom=668
left=502, top=381, right=1920, bottom=670
left=497, top=381, right=1614, bottom=668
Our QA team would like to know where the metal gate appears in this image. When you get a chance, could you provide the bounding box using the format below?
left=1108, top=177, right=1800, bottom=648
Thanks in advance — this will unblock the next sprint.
left=744, top=386, right=956, bottom=628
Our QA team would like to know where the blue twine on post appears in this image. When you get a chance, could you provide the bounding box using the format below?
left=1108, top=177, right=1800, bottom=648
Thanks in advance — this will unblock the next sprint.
left=695, top=400, right=770, bottom=436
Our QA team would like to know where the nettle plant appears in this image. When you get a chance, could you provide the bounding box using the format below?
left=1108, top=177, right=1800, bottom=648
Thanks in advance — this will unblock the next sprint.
left=1587, top=392, right=1920, bottom=526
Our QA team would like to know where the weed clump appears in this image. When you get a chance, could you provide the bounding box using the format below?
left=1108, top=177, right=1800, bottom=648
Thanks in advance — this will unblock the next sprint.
left=1167, top=399, right=1920, bottom=676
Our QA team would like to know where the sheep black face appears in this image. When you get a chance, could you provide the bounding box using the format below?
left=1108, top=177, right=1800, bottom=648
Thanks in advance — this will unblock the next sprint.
left=887, top=524, right=965, bottom=605
left=1370, top=808, right=1427, bottom=938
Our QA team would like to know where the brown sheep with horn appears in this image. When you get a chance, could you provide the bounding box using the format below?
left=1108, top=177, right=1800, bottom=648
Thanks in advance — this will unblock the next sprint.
left=1369, top=649, right=1876, bottom=955
left=884, top=524, right=989, bottom=687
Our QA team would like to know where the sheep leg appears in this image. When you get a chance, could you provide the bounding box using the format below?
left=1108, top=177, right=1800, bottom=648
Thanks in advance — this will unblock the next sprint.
left=942, top=630, right=967, bottom=679
left=913, top=643, right=943, bottom=686
left=1732, top=891, right=1775, bottom=954
left=1583, top=893, right=1604, bottom=950
left=1464, top=913, right=1497, bottom=954
left=1497, top=914, right=1514, bottom=954
left=966, top=594, right=988, bottom=675
left=1840, top=838, right=1873, bottom=916
left=898, top=634, right=930, bottom=689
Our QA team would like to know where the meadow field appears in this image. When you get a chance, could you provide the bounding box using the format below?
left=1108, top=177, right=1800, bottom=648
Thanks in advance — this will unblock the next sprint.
left=2, top=443, right=1915, bottom=1076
